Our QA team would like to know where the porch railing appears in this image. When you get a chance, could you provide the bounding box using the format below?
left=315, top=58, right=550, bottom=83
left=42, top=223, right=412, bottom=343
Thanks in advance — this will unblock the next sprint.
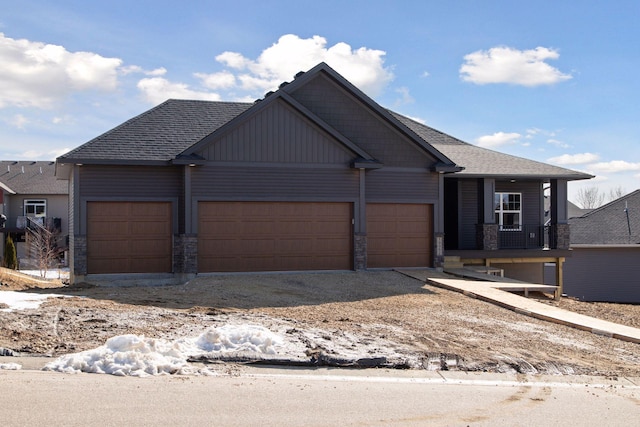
left=498, top=224, right=551, bottom=249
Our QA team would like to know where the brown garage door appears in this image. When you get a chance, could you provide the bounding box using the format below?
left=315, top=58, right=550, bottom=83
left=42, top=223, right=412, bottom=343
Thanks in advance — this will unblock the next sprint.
left=198, top=201, right=352, bottom=272
left=87, top=202, right=172, bottom=274
left=367, top=203, right=433, bottom=268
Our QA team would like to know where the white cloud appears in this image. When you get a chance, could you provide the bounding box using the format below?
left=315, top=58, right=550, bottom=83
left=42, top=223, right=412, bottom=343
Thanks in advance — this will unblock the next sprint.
left=394, top=87, right=414, bottom=106
left=0, top=32, right=122, bottom=108
left=214, top=34, right=393, bottom=98
left=137, top=77, right=222, bottom=104
left=588, top=160, right=640, bottom=174
left=547, top=138, right=570, bottom=148
left=195, top=70, right=236, bottom=90
left=120, top=65, right=167, bottom=76
left=8, top=114, right=28, bottom=129
left=460, top=46, right=572, bottom=86
left=547, top=153, right=600, bottom=165
left=475, top=131, right=521, bottom=148
left=137, top=34, right=394, bottom=105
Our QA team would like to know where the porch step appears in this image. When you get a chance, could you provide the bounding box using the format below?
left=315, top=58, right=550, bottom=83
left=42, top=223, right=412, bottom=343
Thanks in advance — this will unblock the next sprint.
left=443, top=256, right=465, bottom=269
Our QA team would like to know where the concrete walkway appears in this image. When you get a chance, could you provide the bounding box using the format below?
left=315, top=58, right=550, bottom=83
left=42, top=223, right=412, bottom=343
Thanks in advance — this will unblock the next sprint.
left=397, top=269, right=640, bottom=344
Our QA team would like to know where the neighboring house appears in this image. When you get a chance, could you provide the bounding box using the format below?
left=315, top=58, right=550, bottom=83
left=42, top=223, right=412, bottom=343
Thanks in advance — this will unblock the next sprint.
left=544, top=198, right=592, bottom=224
left=56, top=62, right=591, bottom=286
left=0, top=161, right=69, bottom=267
left=561, top=190, right=640, bottom=302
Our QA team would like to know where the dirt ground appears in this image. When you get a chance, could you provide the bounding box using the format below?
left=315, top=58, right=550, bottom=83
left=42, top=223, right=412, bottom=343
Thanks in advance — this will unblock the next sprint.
left=1, top=269, right=639, bottom=377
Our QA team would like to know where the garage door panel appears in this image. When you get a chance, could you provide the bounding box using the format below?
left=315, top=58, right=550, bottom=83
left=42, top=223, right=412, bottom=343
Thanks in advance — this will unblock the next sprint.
left=367, top=203, right=432, bottom=268
left=87, top=202, right=172, bottom=274
left=198, top=202, right=352, bottom=272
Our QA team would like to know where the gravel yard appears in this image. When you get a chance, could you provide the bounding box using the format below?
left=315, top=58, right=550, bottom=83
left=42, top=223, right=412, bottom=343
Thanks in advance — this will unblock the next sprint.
left=1, top=269, right=639, bottom=376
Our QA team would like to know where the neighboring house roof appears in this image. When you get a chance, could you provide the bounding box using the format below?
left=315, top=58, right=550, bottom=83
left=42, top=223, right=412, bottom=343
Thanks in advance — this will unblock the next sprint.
left=56, top=62, right=591, bottom=182
left=570, top=189, right=640, bottom=244
left=391, top=113, right=592, bottom=181
left=568, top=201, right=592, bottom=219
left=0, top=161, right=67, bottom=195
left=543, top=198, right=592, bottom=223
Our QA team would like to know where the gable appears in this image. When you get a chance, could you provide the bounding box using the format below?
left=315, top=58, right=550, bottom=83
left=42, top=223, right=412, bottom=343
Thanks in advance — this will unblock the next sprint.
left=287, top=72, right=439, bottom=168
left=194, top=97, right=356, bottom=165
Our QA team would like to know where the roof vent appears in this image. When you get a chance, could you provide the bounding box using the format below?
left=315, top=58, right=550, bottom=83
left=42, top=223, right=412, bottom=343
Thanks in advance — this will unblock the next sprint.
left=278, top=81, right=289, bottom=89
left=294, top=71, right=305, bottom=79
left=21, top=166, right=24, bottom=173
left=40, top=167, right=43, bottom=174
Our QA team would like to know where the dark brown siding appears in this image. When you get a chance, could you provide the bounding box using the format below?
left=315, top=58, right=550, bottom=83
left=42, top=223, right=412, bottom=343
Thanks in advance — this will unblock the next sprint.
left=367, top=203, right=433, bottom=268
left=79, top=166, right=182, bottom=198
left=87, top=202, right=172, bottom=274
left=290, top=74, right=437, bottom=168
left=564, top=247, right=640, bottom=303
left=79, top=165, right=183, bottom=232
left=198, top=201, right=352, bottom=272
left=198, top=99, right=354, bottom=164
left=191, top=166, right=358, bottom=200
left=365, top=170, right=438, bottom=202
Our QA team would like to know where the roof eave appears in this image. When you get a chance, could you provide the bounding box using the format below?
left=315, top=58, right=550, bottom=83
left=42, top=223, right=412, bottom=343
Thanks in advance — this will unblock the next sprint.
left=446, top=172, right=594, bottom=181
left=56, top=158, right=172, bottom=167
left=0, top=182, right=15, bottom=194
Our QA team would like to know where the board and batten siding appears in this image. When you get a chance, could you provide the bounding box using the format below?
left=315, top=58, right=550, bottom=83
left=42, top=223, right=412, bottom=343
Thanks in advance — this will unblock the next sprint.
left=198, top=99, right=355, bottom=165
left=563, top=247, right=640, bottom=303
left=290, top=74, right=438, bottom=169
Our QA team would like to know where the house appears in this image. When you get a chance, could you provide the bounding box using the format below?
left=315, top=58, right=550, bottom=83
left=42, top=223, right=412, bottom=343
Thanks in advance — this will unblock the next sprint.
left=560, top=190, right=640, bottom=302
left=0, top=161, right=69, bottom=267
left=55, top=62, right=592, bottom=286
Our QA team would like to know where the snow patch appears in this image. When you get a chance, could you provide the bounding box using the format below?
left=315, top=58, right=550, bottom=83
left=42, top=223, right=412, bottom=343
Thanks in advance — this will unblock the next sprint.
left=44, top=325, right=287, bottom=377
left=0, top=291, right=66, bottom=312
left=0, top=363, right=22, bottom=370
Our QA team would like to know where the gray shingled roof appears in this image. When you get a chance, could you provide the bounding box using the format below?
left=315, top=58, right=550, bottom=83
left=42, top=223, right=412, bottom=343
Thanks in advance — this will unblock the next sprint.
left=0, top=161, right=67, bottom=194
left=57, top=95, right=593, bottom=183
left=391, top=112, right=592, bottom=181
left=58, top=100, right=253, bottom=163
left=570, top=189, right=640, bottom=244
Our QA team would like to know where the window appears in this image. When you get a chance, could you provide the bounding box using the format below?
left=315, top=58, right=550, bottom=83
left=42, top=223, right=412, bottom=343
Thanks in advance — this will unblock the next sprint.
left=495, top=193, right=521, bottom=230
left=24, top=199, right=46, bottom=217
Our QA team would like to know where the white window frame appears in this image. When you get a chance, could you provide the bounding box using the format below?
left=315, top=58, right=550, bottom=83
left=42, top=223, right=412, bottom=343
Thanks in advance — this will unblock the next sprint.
left=24, top=199, right=47, bottom=218
left=495, top=192, right=522, bottom=231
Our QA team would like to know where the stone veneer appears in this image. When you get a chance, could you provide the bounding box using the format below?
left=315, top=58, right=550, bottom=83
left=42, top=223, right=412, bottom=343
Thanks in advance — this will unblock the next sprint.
left=173, top=234, right=198, bottom=274
left=554, top=223, right=571, bottom=250
left=353, top=233, right=367, bottom=270
left=476, top=224, right=499, bottom=250
left=72, top=234, right=87, bottom=276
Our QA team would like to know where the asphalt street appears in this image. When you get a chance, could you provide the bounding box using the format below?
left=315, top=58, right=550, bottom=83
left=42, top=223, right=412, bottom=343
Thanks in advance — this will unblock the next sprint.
left=1, top=365, right=639, bottom=426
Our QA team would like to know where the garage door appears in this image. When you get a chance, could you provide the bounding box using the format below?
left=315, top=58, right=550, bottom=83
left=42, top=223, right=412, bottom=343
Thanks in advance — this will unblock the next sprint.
left=198, top=202, right=352, bottom=272
left=87, top=202, right=172, bottom=274
left=367, top=203, right=432, bottom=268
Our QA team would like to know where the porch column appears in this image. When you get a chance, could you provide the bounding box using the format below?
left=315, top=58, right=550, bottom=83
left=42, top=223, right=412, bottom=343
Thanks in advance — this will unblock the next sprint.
left=478, top=178, right=496, bottom=224
left=173, top=165, right=198, bottom=276
left=550, top=179, right=570, bottom=249
left=476, top=178, right=498, bottom=250
left=353, top=168, right=367, bottom=270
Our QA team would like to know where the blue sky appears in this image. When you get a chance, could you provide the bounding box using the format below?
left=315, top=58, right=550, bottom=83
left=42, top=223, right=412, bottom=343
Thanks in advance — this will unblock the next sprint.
left=1, top=0, right=639, bottom=203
